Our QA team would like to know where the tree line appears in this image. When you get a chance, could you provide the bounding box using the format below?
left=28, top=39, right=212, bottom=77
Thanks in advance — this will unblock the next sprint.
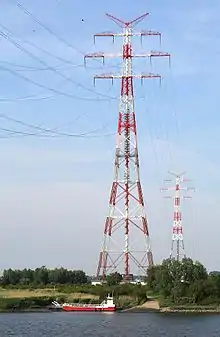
left=0, top=268, right=135, bottom=288
left=0, top=266, right=88, bottom=286
left=147, top=257, right=220, bottom=305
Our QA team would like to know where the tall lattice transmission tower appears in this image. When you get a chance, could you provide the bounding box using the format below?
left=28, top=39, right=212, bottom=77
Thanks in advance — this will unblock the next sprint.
left=161, top=171, right=194, bottom=261
left=85, top=12, right=170, bottom=280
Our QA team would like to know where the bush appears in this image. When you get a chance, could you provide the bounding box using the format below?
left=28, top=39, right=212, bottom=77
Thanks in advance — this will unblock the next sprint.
left=0, top=296, right=57, bottom=311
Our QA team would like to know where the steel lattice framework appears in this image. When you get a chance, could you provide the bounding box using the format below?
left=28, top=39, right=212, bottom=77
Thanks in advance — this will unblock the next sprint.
left=161, top=172, right=194, bottom=261
left=85, top=12, right=170, bottom=280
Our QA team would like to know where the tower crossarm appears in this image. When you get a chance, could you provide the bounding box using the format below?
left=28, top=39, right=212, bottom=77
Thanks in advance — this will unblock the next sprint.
left=85, top=51, right=170, bottom=64
left=93, top=30, right=162, bottom=44
left=94, top=32, right=120, bottom=44
left=139, top=30, right=161, bottom=44
left=84, top=52, right=121, bottom=65
left=85, top=50, right=170, bottom=63
left=161, top=186, right=194, bottom=193
left=93, top=73, right=161, bottom=85
left=139, top=30, right=161, bottom=37
left=135, top=51, right=170, bottom=58
left=149, top=50, right=170, bottom=57
left=148, top=51, right=171, bottom=65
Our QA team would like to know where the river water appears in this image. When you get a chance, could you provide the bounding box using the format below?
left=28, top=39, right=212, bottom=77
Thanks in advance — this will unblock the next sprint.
left=0, top=312, right=220, bottom=336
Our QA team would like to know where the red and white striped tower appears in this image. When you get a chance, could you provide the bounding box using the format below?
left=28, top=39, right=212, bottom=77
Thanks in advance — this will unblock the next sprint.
left=85, top=13, right=170, bottom=280
left=161, top=171, right=194, bottom=261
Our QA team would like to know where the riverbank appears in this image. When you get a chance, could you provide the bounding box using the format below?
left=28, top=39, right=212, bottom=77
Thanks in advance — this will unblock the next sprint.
left=121, top=299, right=220, bottom=314
left=1, top=287, right=220, bottom=314
left=121, top=299, right=160, bottom=312
left=0, top=287, right=99, bottom=312
left=0, top=287, right=141, bottom=313
left=160, top=306, right=220, bottom=313
left=1, top=305, right=220, bottom=314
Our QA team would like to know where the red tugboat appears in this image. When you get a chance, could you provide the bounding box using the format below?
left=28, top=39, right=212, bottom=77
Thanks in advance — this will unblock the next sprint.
left=52, top=294, right=116, bottom=312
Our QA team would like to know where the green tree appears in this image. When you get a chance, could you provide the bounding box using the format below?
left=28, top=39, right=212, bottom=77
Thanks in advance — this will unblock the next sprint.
left=106, top=272, right=123, bottom=286
left=188, top=278, right=218, bottom=304
left=0, top=267, right=89, bottom=286
left=146, top=258, right=209, bottom=303
left=34, top=266, right=49, bottom=285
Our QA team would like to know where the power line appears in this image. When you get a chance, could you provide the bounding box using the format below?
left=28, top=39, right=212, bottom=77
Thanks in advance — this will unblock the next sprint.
left=0, top=113, right=114, bottom=138
left=0, top=26, right=116, bottom=101
left=0, top=60, right=118, bottom=102
left=0, top=63, right=112, bottom=102
left=0, top=123, right=116, bottom=139
left=13, top=0, right=116, bottom=71
left=0, top=92, right=56, bottom=102
left=23, top=39, right=120, bottom=71
left=0, top=59, right=81, bottom=72
left=0, top=60, right=121, bottom=72
left=13, top=0, right=96, bottom=57
left=1, top=23, right=121, bottom=71
left=0, top=111, right=89, bottom=136
left=0, top=2, right=117, bottom=139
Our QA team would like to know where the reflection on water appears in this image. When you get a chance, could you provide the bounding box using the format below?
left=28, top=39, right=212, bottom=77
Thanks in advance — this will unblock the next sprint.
left=0, top=311, right=220, bottom=336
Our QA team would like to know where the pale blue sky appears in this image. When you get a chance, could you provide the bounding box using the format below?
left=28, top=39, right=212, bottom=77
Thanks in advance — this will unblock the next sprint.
left=0, top=0, right=219, bottom=273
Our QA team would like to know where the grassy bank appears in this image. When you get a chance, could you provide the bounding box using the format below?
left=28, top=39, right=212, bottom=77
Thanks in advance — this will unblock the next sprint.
left=0, top=284, right=148, bottom=312
left=0, top=286, right=99, bottom=312
left=160, top=303, right=220, bottom=313
left=1, top=288, right=219, bottom=313
left=155, top=296, right=220, bottom=313
left=0, top=287, right=98, bottom=300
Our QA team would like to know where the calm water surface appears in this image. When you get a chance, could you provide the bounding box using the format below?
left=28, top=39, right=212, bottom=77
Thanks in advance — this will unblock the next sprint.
left=0, top=312, right=220, bottom=336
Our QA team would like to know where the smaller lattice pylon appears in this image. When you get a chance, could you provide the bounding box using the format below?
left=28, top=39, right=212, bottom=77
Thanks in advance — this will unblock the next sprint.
left=160, top=171, right=195, bottom=261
